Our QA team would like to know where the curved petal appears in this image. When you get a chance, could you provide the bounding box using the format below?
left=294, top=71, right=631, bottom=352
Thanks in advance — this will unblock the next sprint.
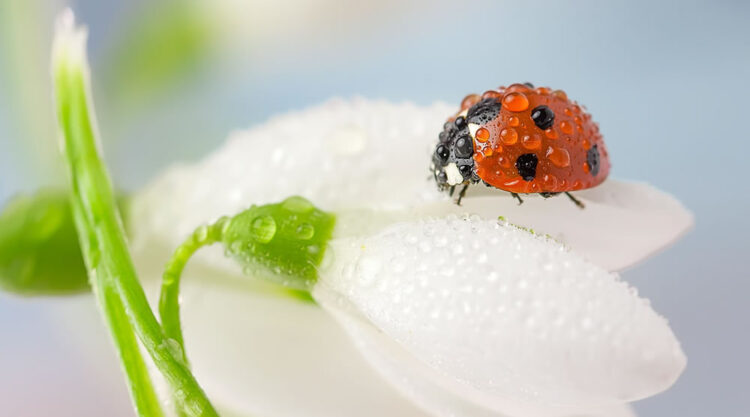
left=321, top=301, right=637, bottom=417
left=165, top=272, right=430, bottom=417
left=131, top=99, right=691, bottom=272
left=314, top=215, right=685, bottom=415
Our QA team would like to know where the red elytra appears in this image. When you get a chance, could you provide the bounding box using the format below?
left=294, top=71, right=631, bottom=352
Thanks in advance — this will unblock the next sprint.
left=432, top=83, right=611, bottom=201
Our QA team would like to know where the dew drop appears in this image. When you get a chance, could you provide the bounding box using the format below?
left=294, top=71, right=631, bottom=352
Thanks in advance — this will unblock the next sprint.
left=546, top=146, right=571, bottom=167
left=251, top=215, right=277, bottom=243
left=193, top=225, right=208, bottom=243
left=461, top=94, right=481, bottom=110
left=560, top=121, right=574, bottom=135
left=502, top=92, right=530, bottom=112
left=295, top=223, right=315, bottom=240
left=500, top=127, right=518, bottom=145
left=282, top=196, right=314, bottom=213
left=552, top=90, right=568, bottom=100
left=475, top=127, right=490, bottom=142
left=521, top=134, right=542, bottom=150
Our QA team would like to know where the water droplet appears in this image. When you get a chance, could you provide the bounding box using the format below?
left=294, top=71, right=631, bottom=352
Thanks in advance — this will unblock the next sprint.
left=546, top=146, right=571, bottom=167
left=475, top=127, right=490, bottom=142
left=251, top=215, right=277, bottom=243
left=500, top=127, right=518, bottom=145
left=295, top=223, right=315, bottom=240
left=282, top=196, right=314, bottom=213
left=502, top=92, right=529, bottom=112
left=461, top=94, right=481, bottom=110
left=521, top=134, right=542, bottom=150
left=190, top=233, right=208, bottom=253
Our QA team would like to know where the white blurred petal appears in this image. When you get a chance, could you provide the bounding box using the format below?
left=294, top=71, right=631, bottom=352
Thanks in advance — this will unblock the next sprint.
left=169, top=273, right=429, bottom=417
left=313, top=216, right=685, bottom=415
left=131, top=99, right=691, bottom=273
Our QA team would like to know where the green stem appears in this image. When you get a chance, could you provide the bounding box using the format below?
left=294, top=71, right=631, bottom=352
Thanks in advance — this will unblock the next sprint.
left=160, top=219, right=227, bottom=364
left=100, top=281, right=165, bottom=417
left=53, top=12, right=218, bottom=417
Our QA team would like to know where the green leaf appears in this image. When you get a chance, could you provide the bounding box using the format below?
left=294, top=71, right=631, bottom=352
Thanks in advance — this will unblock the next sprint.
left=0, top=190, right=132, bottom=296
left=0, top=190, right=88, bottom=295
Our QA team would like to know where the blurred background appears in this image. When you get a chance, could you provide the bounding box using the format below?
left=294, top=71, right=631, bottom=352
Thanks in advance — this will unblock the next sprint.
left=0, top=0, right=748, bottom=416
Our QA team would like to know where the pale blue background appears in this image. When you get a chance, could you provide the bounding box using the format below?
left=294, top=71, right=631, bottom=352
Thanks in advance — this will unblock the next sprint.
left=1, top=1, right=748, bottom=416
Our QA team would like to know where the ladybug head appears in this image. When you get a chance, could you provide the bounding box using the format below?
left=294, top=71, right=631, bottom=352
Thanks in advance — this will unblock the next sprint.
left=432, top=115, right=475, bottom=191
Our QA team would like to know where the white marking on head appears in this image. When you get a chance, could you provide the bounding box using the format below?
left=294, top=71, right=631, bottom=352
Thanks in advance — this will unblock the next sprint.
left=468, top=123, right=480, bottom=139
left=445, top=163, right=463, bottom=185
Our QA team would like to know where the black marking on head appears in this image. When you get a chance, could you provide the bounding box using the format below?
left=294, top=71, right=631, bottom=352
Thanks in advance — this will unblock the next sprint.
left=458, top=163, right=472, bottom=177
left=531, top=105, right=555, bottom=130
left=454, top=136, right=473, bottom=158
left=433, top=113, right=479, bottom=190
left=467, top=98, right=502, bottom=125
left=435, top=144, right=449, bottom=162
left=523, top=82, right=534, bottom=88
left=587, top=144, right=601, bottom=176
left=516, top=153, right=538, bottom=181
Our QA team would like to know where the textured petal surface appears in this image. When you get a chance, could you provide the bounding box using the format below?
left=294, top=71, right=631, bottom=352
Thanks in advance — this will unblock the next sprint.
left=314, top=216, right=685, bottom=414
left=131, top=98, right=692, bottom=273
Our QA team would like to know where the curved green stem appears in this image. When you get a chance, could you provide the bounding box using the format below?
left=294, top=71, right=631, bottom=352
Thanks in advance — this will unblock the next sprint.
left=53, top=13, right=218, bottom=417
left=160, top=219, right=227, bottom=363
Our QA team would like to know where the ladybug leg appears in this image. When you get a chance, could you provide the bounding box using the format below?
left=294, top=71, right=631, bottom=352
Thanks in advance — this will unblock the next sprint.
left=449, top=185, right=456, bottom=197
left=565, top=192, right=586, bottom=209
left=539, top=192, right=559, bottom=199
left=510, top=192, right=524, bottom=205
left=456, top=184, right=469, bottom=205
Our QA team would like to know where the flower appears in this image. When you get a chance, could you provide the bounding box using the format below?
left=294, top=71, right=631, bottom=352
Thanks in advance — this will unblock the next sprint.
left=124, top=98, right=692, bottom=416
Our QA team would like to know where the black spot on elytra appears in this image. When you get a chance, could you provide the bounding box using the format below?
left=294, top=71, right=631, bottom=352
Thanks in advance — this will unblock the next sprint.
left=531, top=105, right=555, bottom=130
left=467, top=98, right=502, bottom=125
left=516, top=153, right=538, bottom=181
left=587, top=145, right=601, bottom=176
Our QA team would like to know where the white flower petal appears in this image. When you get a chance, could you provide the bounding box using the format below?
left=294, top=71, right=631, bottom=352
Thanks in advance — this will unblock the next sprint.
left=136, top=270, right=431, bottom=417
left=313, top=216, right=685, bottom=415
left=131, top=98, right=691, bottom=273
left=321, top=301, right=637, bottom=417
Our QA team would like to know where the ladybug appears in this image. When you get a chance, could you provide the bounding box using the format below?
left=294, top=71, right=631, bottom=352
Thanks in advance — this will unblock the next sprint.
left=432, top=83, right=610, bottom=207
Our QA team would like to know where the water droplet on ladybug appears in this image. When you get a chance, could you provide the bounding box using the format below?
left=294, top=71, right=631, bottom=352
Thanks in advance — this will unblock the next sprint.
left=500, top=127, right=518, bottom=145
left=503, top=92, right=530, bottom=112
left=522, top=134, right=542, bottom=150
left=475, top=127, right=490, bottom=142
left=546, top=146, right=571, bottom=168
left=461, top=94, right=480, bottom=110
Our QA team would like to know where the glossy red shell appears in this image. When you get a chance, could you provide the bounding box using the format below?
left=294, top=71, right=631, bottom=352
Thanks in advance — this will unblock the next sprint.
left=458, top=84, right=611, bottom=194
